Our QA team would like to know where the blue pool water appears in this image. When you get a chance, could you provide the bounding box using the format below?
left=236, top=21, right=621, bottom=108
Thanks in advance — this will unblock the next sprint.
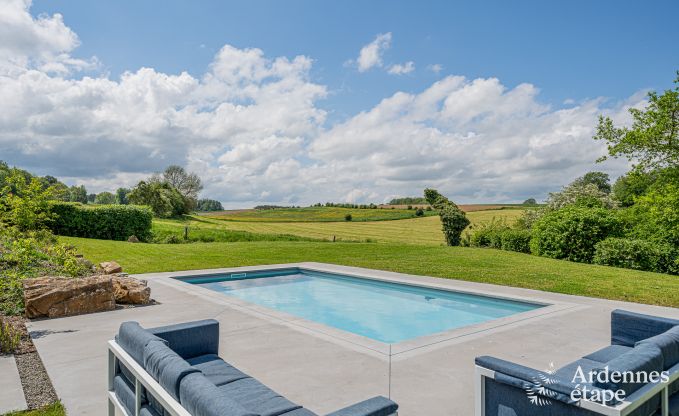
left=181, top=269, right=544, bottom=343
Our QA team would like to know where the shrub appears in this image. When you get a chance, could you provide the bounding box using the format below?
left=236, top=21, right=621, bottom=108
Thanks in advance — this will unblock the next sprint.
left=499, top=229, right=532, bottom=253
left=0, top=170, right=54, bottom=231
left=415, top=208, right=424, bottom=217
left=468, top=219, right=510, bottom=248
left=0, top=319, right=21, bottom=354
left=49, top=202, right=152, bottom=241
left=530, top=206, right=623, bottom=263
left=344, top=213, right=352, bottom=221
left=439, top=204, right=470, bottom=246
left=593, top=238, right=678, bottom=274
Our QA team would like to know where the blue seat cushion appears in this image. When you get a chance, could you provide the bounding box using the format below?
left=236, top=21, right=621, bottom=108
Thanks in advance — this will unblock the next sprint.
left=594, top=343, right=664, bottom=395
left=117, top=321, right=168, bottom=365
left=217, top=377, right=302, bottom=416
left=149, top=319, right=219, bottom=360
left=583, top=345, right=633, bottom=363
left=637, top=326, right=679, bottom=369
left=279, top=409, right=317, bottom=416
left=143, top=339, right=200, bottom=401
left=114, top=374, right=143, bottom=415
left=179, top=372, right=258, bottom=416
left=140, top=405, right=161, bottom=416
left=186, top=354, right=249, bottom=386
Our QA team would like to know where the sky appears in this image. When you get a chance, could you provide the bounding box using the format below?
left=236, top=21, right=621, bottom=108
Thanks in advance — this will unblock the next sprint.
left=1, top=0, right=678, bottom=207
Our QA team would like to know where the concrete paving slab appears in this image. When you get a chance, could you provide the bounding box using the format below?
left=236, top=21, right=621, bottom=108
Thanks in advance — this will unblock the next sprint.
left=0, top=354, right=27, bottom=413
left=28, top=263, right=679, bottom=416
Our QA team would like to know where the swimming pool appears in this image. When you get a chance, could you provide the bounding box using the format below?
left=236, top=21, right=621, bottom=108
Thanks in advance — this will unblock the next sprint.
left=179, top=268, right=545, bottom=344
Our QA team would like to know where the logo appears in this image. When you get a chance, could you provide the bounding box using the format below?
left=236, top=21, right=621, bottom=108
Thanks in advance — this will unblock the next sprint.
left=525, top=362, right=559, bottom=406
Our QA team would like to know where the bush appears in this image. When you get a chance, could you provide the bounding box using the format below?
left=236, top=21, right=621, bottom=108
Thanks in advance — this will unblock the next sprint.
left=0, top=319, right=21, bottom=353
left=593, top=238, right=678, bottom=274
left=499, top=229, right=532, bottom=253
left=530, top=206, right=623, bottom=263
left=439, top=204, right=470, bottom=246
left=344, top=213, right=352, bottom=221
left=468, top=219, right=510, bottom=248
left=49, top=202, right=153, bottom=241
left=415, top=208, right=424, bottom=216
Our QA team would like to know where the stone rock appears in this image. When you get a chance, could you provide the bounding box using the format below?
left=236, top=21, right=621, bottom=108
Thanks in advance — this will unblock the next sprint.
left=127, top=235, right=139, bottom=243
left=23, top=276, right=115, bottom=319
left=99, top=261, right=123, bottom=274
left=111, top=276, right=151, bottom=305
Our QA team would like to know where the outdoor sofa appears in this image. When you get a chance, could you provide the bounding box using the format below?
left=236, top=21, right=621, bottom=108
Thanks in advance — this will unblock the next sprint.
left=107, top=319, right=398, bottom=416
left=475, top=309, right=679, bottom=416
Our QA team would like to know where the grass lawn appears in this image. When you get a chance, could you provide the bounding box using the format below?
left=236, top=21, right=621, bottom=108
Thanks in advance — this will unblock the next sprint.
left=157, top=209, right=524, bottom=245
left=1, top=403, right=65, bottom=416
left=204, top=206, right=438, bottom=222
left=62, top=237, right=679, bottom=307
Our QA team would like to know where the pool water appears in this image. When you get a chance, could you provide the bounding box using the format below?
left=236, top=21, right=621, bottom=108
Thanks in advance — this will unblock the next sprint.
left=183, top=269, right=544, bottom=344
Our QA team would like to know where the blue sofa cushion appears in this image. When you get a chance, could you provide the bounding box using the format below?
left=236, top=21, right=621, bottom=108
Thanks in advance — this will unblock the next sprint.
left=117, top=321, right=168, bottom=364
left=150, top=319, right=219, bottom=360
left=186, top=354, right=249, bottom=386
left=179, top=372, right=258, bottom=416
left=583, top=345, right=633, bottom=363
left=140, top=405, right=161, bottom=416
left=113, top=374, right=142, bottom=415
left=611, top=310, right=679, bottom=347
left=217, top=377, right=303, bottom=416
left=325, top=396, right=398, bottom=416
left=594, top=342, right=664, bottom=395
left=143, top=339, right=200, bottom=401
left=637, top=326, right=679, bottom=369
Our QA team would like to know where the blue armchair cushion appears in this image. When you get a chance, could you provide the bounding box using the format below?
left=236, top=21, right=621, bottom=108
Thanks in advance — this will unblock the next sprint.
left=117, top=321, right=168, bottom=364
left=217, top=377, right=302, bottom=416
left=186, top=354, right=249, bottom=386
left=113, top=374, right=140, bottom=416
left=150, top=319, right=219, bottom=360
left=611, top=310, right=679, bottom=347
left=636, top=325, right=679, bottom=369
left=583, top=345, right=633, bottom=363
left=325, top=396, right=398, bottom=416
left=594, top=342, right=664, bottom=395
left=143, top=339, right=200, bottom=401
left=179, top=372, right=258, bottom=416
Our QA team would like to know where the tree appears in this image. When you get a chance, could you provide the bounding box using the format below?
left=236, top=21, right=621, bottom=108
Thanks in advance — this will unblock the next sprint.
left=546, top=182, right=615, bottom=210
left=522, top=198, right=537, bottom=205
left=196, top=199, right=223, bottom=211
left=128, top=180, right=187, bottom=217
left=87, top=193, right=96, bottom=203
left=69, top=185, right=88, bottom=204
left=94, top=192, right=116, bottom=204
left=163, top=165, right=203, bottom=201
left=0, top=169, right=54, bottom=231
left=595, top=71, right=679, bottom=171
left=573, top=171, right=611, bottom=194
left=116, top=188, right=130, bottom=205
left=423, top=188, right=470, bottom=246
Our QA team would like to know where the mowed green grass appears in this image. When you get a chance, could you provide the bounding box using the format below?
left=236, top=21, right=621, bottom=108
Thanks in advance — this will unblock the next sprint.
left=61, top=237, right=679, bottom=307
left=204, top=206, right=437, bottom=222
left=163, top=209, right=524, bottom=245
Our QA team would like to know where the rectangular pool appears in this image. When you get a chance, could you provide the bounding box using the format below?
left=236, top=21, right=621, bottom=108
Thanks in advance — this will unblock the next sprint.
left=179, top=268, right=545, bottom=344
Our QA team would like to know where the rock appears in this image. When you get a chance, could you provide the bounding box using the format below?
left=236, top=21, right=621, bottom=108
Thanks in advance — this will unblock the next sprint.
left=127, top=235, right=139, bottom=243
left=23, top=276, right=115, bottom=319
left=99, top=261, right=123, bottom=274
left=111, top=276, right=151, bottom=305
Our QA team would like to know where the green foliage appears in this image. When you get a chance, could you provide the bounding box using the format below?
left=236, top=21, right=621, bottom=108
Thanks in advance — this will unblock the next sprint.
left=196, top=199, right=223, bottom=211
left=593, top=237, right=677, bottom=274
left=162, top=165, right=203, bottom=210
left=424, top=188, right=469, bottom=246
left=94, top=191, right=116, bottom=204
left=49, top=202, right=153, bottom=241
left=0, top=170, right=54, bottom=231
left=2, top=401, right=66, bottom=416
left=415, top=208, right=424, bottom=216
left=630, top=182, right=679, bottom=246
left=467, top=218, right=510, bottom=248
left=68, top=185, right=88, bottom=204
left=344, top=213, right=352, bottom=221
left=499, top=229, right=532, bottom=253
left=388, top=197, right=427, bottom=205
left=546, top=182, right=615, bottom=210
left=515, top=209, right=544, bottom=229
left=522, top=198, right=537, bottom=205
left=116, top=188, right=130, bottom=205
left=0, top=319, right=21, bottom=354
left=572, top=171, right=611, bottom=193
left=530, top=206, right=623, bottom=263
left=595, top=71, right=679, bottom=171
left=151, top=220, right=321, bottom=243
left=423, top=188, right=452, bottom=210
left=612, top=169, right=658, bottom=207
left=128, top=180, right=188, bottom=217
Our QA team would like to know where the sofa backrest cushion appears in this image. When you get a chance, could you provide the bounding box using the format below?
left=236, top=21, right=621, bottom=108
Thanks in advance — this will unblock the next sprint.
left=143, top=339, right=200, bottom=401
left=179, top=372, right=258, bottom=416
left=149, top=319, right=219, bottom=360
left=611, top=310, right=679, bottom=347
left=117, top=321, right=168, bottom=365
left=594, top=343, right=664, bottom=396
left=636, top=325, right=679, bottom=369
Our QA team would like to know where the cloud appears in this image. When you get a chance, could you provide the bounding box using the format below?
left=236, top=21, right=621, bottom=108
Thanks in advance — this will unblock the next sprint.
left=356, top=32, right=392, bottom=72
left=0, top=2, right=643, bottom=207
left=427, top=64, right=443, bottom=74
left=387, top=61, right=414, bottom=75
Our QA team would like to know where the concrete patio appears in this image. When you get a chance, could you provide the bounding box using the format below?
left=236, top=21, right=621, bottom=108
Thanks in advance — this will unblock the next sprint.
left=27, top=263, right=679, bottom=416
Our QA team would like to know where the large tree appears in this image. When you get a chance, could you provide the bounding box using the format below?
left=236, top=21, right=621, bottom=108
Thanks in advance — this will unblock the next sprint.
left=162, top=165, right=203, bottom=201
left=595, top=71, right=679, bottom=171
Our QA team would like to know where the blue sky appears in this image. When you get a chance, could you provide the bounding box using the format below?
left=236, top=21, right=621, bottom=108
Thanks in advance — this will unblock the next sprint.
left=1, top=0, right=677, bottom=206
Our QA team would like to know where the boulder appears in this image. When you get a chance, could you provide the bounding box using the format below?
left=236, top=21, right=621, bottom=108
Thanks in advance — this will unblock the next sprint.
left=111, top=275, right=151, bottom=305
left=127, top=235, right=139, bottom=243
left=99, top=261, right=123, bottom=274
left=23, top=276, right=115, bottom=319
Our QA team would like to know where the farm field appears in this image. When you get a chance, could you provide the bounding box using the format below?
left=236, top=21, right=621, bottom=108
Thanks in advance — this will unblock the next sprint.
left=203, top=206, right=438, bottom=222
left=61, top=237, right=679, bottom=307
left=156, top=208, right=525, bottom=245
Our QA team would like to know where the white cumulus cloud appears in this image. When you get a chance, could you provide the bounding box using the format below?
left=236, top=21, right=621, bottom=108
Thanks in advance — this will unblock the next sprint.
left=356, top=32, right=392, bottom=72
left=388, top=61, right=414, bottom=75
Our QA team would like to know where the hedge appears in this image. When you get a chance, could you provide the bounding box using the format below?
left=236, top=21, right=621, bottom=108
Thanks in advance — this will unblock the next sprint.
left=593, top=237, right=678, bottom=275
left=48, top=202, right=153, bottom=241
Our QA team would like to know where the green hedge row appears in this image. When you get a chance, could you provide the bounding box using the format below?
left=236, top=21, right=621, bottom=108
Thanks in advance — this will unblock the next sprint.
left=48, top=202, right=152, bottom=241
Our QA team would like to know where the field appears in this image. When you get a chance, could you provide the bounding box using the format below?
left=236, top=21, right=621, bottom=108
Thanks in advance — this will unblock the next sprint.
left=62, top=237, right=679, bottom=307
left=203, top=206, right=438, bottom=222
left=158, top=209, right=524, bottom=245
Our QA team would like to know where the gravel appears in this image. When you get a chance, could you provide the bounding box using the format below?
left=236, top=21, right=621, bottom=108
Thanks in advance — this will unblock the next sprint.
left=15, top=351, right=58, bottom=409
